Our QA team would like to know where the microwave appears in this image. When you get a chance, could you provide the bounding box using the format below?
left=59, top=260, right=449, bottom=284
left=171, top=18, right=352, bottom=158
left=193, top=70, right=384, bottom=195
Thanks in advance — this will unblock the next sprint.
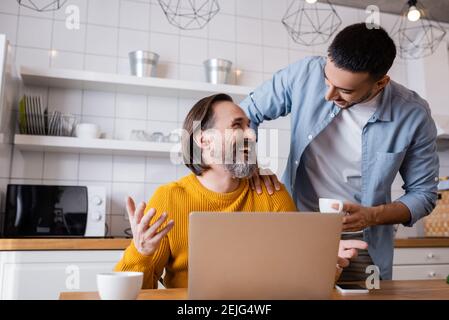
left=2, top=185, right=106, bottom=237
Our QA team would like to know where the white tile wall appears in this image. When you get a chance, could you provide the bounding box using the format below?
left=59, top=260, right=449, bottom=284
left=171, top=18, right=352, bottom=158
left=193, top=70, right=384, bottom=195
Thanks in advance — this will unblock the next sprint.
left=50, top=50, right=84, bottom=69
left=0, top=1, right=19, bottom=15
left=179, top=37, right=208, bottom=66
left=82, top=90, right=115, bottom=117
left=237, top=0, right=262, bottom=19
left=114, top=118, right=146, bottom=140
left=118, top=29, right=150, bottom=58
left=52, top=21, right=86, bottom=53
left=17, top=16, right=53, bottom=49
left=262, top=0, right=288, bottom=21
left=149, top=32, right=179, bottom=63
left=236, top=17, right=262, bottom=45
left=119, top=0, right=151, bottom=31
left=78, top=154, right=113, bottom=181
left=15, top=47, right=50, bottom=68
left=0, top=13, right=18, bottom=44
left=48, top=88, right=83, bottom=114
left=11, top=149, right=44, bottom=180
left=146, top=158, right=177, bottom=183
left=84, top=54, right=116, bottom=73
left=43, top=153, right=79, bottom=180
left=116, top=93, right=147, bottom=119
left=85, top=25, right=118, bottom=56
left=87, top=0, right=120, bottom=27
left=0, top=145, right=13, bottom=178
left=262, top=20, right=288, bottom=48
left=112, top=155, right=146, bottom=183
left=208, top=14, right=236, bottom=42
left=111, top=181, right=145, bottom=215
left=1, top=0, right=446, bottom=237
left=148, top=96, right=178, bottom=122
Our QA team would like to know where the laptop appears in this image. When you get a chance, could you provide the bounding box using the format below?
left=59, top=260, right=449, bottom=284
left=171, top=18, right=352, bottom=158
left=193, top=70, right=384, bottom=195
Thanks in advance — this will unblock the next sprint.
left=188, top=212, right=343, bottom=300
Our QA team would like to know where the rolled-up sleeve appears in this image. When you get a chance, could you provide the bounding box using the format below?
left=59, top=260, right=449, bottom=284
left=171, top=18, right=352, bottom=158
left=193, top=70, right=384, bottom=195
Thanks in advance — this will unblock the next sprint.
left=239, top=59, right=306, bottom=131
left=396, top=107, right=439, bottom=227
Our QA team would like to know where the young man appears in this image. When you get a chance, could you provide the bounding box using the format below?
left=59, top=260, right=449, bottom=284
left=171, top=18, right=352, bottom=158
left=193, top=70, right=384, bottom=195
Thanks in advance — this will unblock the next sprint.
left=115, top=94, right=367, bottom=289
left=240, top=23, right=439, bottom=281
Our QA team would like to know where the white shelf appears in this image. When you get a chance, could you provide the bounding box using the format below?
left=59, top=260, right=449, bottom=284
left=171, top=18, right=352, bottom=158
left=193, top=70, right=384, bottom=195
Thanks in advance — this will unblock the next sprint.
left=20, top=66, right=253, bottom=101
left=14, top=134, right=181, bottom=157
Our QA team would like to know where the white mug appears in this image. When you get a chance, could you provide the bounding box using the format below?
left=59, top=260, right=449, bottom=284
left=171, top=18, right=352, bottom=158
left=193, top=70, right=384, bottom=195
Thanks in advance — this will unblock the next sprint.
left=319, top=198, right=364, bottom=234
left=97, top=272, right=143, bottom=300
left=76, top=123, right=100, bottom=139
left=319, top=198, right=344, bottom=213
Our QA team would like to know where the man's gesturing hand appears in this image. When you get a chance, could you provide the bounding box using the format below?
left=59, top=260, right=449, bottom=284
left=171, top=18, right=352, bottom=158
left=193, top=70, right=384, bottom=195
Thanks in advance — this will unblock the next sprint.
left=126, top=196, right=174, bottom=257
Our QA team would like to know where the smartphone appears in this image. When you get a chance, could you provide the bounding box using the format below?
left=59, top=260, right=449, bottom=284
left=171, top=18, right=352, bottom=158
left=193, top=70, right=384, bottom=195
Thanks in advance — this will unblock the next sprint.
left=335, top=283, right=369, bottom=294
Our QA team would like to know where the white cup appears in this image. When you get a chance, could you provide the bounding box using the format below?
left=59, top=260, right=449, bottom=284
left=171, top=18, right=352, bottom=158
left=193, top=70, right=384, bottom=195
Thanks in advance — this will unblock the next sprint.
left=319, top=198, right=364, bottom=234
left=319, top=198, right=343, bottom=213
left=76, top=123, right=100, bottom=139
left=97, top=272, right=143, bottom=300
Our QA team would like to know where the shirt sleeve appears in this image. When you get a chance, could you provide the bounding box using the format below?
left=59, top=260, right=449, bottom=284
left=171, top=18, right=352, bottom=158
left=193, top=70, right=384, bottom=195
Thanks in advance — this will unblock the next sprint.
left=396, top=107, right=439, bottom=227
left=239, top=58, right=313, bottom=131
left=114, top=186, right=171, bottom=289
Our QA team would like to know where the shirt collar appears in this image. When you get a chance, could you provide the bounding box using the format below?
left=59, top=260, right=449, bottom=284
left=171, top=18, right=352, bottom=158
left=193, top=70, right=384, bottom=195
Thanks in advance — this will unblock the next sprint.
left=371, top=82, right=393, bottom=122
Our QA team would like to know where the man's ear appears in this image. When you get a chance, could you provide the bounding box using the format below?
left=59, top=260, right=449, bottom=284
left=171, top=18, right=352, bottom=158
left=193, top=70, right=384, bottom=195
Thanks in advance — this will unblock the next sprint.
left=376, top=75, right=390, bottom=91
left=193, top=131, right=209, bottom=150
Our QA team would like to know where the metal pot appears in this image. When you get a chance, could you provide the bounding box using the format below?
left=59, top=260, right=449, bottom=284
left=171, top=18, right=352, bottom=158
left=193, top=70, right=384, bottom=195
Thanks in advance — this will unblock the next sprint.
left=129, top=50, right=159, bottom=77
left=203, top=58, right=233, bottom=84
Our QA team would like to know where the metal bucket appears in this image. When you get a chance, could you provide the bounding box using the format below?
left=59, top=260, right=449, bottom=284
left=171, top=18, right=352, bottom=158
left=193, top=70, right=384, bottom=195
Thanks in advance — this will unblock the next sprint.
left=203, top=58, right=233, bottom=84
left=129, top=50, right=159, bottom=77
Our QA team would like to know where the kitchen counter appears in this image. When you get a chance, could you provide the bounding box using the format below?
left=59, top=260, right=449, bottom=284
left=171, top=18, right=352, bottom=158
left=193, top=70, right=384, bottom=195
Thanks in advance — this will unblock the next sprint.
left=0, top=238, right=131, bottom=251
left=59, top=280, right=449, bottom=300
left=1, top=237, right=448, bottom=251
left=394, top=238, right=449, bottom=248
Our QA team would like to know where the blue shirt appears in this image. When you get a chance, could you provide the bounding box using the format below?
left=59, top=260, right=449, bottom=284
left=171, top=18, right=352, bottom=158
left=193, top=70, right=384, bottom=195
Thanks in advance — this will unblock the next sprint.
left=240, top=56, right=439, bottom=280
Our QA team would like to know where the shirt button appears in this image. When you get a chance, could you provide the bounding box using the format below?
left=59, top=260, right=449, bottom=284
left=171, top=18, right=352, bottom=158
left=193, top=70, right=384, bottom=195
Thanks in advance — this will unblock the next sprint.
left=295, top=160, right=299, bottom=165
left=435, top=177, right=439, bottom=182
left=308, top=134, right=313, bottom=140
left=330, top=113, right=335, bottom=118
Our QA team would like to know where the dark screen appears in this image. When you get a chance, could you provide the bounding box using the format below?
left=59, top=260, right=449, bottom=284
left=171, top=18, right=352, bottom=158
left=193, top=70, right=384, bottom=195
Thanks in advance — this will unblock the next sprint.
left=4, top=185, right=88, bottom=236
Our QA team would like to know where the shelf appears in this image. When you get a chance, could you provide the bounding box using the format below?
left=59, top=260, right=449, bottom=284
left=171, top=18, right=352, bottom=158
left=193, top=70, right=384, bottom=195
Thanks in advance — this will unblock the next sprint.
left=14, top=134, right=181, bottom=157
left=20, top=66, right=253, bottom=101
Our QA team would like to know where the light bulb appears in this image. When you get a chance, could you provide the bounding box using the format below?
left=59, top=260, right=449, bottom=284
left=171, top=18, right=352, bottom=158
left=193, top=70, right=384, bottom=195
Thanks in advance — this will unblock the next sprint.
left=305, top=0, right=318, bottom=4
left=407, top=5, right=421, bottom=22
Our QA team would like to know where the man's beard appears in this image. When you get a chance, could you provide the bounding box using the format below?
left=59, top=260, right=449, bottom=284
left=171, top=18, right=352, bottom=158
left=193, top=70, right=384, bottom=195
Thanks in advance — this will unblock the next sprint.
left=225, top=162, right=258, bottom=178
left=224, top=138, right=257, bottom=178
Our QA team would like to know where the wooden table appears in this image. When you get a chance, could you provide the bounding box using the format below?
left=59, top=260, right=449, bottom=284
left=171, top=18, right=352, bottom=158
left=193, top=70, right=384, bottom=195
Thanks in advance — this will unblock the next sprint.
left=60, top=280, right=449, bottom=300
left=1, top=237, right=448, bottom=251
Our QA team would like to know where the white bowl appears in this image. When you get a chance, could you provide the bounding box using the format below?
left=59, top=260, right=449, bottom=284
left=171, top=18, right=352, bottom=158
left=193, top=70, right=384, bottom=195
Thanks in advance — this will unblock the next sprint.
left=97, top=272, right=143, bottom=300
left=76, top=123, right=100, bottom=139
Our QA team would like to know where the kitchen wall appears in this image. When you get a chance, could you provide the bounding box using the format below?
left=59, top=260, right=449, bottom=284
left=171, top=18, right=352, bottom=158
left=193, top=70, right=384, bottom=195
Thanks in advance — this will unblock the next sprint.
left=0, top=0, right=447, bottom=236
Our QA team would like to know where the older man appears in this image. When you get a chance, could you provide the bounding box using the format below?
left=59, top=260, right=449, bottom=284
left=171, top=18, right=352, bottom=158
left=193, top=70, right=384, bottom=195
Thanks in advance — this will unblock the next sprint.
left=115, top=93, right=367, bottom=289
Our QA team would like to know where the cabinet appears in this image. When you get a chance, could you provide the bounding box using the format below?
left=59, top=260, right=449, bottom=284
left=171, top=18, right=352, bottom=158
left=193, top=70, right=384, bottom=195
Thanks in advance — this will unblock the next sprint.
left=0, top=250, right=124, bottom=300
left=393, top=247, right=449, bottom=280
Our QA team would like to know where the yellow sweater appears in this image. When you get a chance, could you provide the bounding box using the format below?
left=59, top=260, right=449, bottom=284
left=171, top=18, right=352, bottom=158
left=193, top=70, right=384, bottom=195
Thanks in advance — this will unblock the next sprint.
left=114, top=173, right=297, bottom=289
